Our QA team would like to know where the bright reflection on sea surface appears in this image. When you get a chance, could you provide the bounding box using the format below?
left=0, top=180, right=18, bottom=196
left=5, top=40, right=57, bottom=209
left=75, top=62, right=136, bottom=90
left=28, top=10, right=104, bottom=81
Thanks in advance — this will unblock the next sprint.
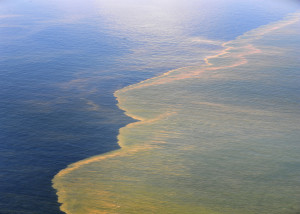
left=85, top=0, right=300, bottom=71
left=21, top=0, right=300, bottom=72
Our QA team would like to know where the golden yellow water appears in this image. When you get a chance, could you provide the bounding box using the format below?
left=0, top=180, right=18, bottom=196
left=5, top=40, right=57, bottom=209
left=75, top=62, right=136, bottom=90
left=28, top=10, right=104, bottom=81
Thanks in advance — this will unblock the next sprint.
left=53, top=13, right=300, bottom=214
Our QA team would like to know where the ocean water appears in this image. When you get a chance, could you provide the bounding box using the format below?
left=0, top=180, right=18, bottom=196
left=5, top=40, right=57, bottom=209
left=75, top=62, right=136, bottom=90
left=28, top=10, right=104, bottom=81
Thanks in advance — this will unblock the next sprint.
left=1, top=0, right=299, bottom=213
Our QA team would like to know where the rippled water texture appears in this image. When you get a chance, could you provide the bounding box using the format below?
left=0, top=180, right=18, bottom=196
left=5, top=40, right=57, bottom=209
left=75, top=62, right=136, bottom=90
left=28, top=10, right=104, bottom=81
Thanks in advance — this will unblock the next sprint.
left=53, top=13, right=300, bottom=214
left=1, top=0, right=300, bottom=213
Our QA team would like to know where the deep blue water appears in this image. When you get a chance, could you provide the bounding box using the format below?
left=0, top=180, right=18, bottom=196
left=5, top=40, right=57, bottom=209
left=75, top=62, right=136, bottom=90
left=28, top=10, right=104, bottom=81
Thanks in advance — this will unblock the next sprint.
left=0, top=0, right=299, bottom=213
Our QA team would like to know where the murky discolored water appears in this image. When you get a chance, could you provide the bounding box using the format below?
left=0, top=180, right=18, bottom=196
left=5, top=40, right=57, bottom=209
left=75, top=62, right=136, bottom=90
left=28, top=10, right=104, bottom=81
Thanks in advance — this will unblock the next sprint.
left=53, top=12, right=300, bottom=214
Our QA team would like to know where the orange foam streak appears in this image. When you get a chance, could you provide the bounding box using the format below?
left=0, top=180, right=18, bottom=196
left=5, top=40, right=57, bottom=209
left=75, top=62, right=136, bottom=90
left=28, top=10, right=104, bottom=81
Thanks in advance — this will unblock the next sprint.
left=54, top=110, right=174, bottom=179
left=117, top=13, right=299, bottom=93
left=117, top=44, right=261, bottom=92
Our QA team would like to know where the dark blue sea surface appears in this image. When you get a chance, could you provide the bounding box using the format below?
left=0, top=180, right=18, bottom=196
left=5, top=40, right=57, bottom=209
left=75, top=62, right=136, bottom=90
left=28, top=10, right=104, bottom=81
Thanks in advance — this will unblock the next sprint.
left=0, top=0, right=299, bottom=213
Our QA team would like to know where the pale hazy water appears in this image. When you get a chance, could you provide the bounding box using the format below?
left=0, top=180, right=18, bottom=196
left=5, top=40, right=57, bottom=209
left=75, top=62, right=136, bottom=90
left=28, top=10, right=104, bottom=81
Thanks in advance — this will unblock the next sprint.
left=1, top=0, right=300, bottom=213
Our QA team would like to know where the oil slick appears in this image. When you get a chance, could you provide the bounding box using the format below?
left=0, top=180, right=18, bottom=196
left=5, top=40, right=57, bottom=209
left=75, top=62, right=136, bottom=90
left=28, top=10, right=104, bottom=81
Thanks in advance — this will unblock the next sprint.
left=53, top=13, right=300, bottom=214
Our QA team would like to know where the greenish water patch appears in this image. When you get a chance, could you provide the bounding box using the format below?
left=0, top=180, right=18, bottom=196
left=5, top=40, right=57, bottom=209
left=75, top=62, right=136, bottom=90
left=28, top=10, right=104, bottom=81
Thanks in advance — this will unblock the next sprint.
left=53, top=13, right=300, bottom=214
